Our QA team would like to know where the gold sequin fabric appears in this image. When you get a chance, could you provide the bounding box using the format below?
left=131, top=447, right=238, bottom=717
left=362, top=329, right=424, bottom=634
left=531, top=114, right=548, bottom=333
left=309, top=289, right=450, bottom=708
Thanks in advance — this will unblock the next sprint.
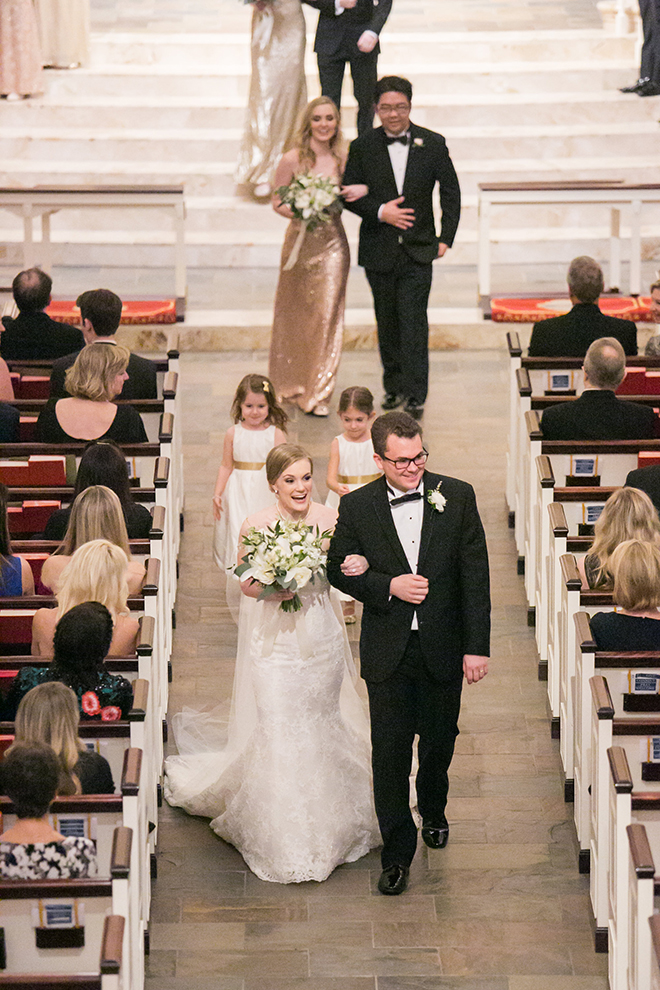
left=236, top=0, right=308, bottom=191
left=0, top=0, right=43, bottom=96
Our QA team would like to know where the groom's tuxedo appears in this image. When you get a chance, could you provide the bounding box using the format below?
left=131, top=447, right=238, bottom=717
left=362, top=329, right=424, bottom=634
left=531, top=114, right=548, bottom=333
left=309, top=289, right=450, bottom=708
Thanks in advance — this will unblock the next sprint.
left=327, top=471, right=490, bottom=867
left=302, top=0, right=392, bottom=135
left=342, top=124, right=461, bottom=405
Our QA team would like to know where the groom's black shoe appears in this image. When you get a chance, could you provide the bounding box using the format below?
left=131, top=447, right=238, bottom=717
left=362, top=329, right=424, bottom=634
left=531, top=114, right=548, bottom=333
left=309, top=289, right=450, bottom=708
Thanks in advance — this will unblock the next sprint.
left=381, top=392, right=404, bottom=410
left=377, top=864, right=409, bottom=895
left=421, top=816, right=449, bottom=849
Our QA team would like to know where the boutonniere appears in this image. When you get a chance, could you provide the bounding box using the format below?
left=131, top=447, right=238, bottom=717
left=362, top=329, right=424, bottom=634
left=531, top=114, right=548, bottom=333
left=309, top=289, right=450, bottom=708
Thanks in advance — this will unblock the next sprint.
left=427, top=482, right=446, bottom=513
left=413, top=137, right=424, bottom=148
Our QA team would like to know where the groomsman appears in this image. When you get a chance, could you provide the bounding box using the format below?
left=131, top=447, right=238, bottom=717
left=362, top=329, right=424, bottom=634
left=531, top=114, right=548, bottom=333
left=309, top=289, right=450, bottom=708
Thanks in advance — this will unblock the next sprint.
left=342, top=76, right=461, bottom=418
left=303, top=0, right=392, bottom=135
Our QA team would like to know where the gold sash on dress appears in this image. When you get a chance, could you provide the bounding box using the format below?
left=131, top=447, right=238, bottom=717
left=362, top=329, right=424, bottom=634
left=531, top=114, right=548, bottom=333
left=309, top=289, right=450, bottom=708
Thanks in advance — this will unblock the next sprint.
left=233, top=460, right=266, bottom=471
left=338, top=473, right=381, bottom=485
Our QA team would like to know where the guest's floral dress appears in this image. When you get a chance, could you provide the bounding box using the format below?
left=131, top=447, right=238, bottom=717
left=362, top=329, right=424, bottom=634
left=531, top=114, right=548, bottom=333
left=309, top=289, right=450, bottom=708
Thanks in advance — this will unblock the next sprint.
left=1, top=668, right=133, bottom=722
left=0, top=837, right=97, bottom=878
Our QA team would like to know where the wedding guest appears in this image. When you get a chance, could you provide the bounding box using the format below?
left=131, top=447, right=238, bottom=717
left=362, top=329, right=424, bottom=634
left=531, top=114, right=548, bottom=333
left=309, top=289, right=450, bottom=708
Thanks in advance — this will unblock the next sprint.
left=31, top=540, right=139, bottom=658
left=236, top=0, right=307, bottom=199
left=1, top=269, right=84, bottom=359
left=12, top=682, right=114, bottom=793
left=44, top=439, right=153, bottom=541
left=41, top=486, right=145, bottom=596
left=36, top=342, right=148, bottom=444
left=35, top=0, right=90, bottom=68
left=0, top=483, right=35, bottom=596
left=644, top=279, right=660, bottom=355
left=50, top=289, right=157, bottom=400
left=577, top=486, right=660, bottom=589
left=0, top=0, right=43, bottom=100
left=4, top=605, right=132, bottom=727
left=0, top=742, right=97, bottom=878
left=269, top=97, right=366, bottom=416
left=590, top=539, right=660, bottom=649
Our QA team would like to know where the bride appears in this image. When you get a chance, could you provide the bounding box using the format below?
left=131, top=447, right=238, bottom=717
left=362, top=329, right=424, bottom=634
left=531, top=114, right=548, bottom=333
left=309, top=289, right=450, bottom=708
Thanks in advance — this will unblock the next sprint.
left=165, top=443, right=379, bottom=883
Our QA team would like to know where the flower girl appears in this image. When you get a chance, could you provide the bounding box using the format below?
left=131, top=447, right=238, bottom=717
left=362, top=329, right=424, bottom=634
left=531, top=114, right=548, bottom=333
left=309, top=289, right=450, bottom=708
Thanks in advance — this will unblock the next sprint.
left=212, top=375, right=288, bottom=598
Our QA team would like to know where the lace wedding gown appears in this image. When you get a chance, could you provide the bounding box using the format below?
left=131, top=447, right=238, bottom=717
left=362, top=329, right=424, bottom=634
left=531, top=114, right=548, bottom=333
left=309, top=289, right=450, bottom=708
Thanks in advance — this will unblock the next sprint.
left=165, top=579, right=379, bottom=883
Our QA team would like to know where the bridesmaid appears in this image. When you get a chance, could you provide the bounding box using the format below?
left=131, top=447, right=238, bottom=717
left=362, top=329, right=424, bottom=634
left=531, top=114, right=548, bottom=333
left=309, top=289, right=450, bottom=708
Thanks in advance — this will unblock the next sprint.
left=236, top=0, right=307, bottom=199
left=0, top=0, right=43, bottom=100
left=268, top=97, right=366, bottom=416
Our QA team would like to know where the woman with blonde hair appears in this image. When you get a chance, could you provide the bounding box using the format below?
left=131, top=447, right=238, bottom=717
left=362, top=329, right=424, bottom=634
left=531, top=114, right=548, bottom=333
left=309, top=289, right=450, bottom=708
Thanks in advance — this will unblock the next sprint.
left=578, top=486, right=660, bottom=589
left=268, top=97, right=368, bottom=416
left=35, top=341, right=148, bottom=444
left=41, top=485, right=145, bottom=595
left=9, top=681, right=114, bottom=794
left=590, top=539, right=660, bottom=650
left=31, top=539, right=139, bottom=658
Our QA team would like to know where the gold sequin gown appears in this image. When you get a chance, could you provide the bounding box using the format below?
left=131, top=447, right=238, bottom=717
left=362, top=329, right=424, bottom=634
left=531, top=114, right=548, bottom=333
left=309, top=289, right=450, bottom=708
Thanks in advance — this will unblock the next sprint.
left=269, top=208, right=350, bottom=412
left=236, top=0, right=307, bottom=193
left=0, top=0, right=43, bottom=97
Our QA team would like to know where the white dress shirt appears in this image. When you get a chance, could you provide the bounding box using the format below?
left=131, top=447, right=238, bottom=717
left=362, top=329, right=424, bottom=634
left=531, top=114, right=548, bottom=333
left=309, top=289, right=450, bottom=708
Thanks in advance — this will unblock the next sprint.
left=377, top=132, right=410, bottom=223
left=388, top=479, right=424, bottom=629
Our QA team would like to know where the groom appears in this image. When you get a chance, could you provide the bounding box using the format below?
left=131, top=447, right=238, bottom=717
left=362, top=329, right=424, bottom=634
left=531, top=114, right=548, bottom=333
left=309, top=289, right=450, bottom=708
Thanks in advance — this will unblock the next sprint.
left=327, top=412, right=490, bottom=895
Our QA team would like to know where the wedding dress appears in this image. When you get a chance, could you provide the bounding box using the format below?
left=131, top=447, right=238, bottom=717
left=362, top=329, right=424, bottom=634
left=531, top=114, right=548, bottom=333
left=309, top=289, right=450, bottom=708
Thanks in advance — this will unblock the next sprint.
left=164, top=578, right=379, bottom=883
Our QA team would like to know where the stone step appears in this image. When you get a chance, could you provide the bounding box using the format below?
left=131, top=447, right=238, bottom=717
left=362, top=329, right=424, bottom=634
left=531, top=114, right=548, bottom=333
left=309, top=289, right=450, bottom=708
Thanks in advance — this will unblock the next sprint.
left=41, top=61, right=636, bottom=99
left=89, top=28, right=636, bottom=68
left=3, top=90, right=659, bottom=130
left=3, top=120, right=658, bottom=163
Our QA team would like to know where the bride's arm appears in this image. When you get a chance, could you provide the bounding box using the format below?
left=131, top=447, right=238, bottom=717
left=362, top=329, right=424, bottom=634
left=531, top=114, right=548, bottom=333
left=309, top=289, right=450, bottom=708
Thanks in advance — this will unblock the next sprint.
left=272, top=152, right=297, bottom=219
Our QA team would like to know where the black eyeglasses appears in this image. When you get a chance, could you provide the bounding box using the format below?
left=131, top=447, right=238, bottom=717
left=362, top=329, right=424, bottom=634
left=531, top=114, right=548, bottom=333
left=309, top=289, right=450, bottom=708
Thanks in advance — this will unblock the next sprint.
left=381, top=448, right=429, bottom=471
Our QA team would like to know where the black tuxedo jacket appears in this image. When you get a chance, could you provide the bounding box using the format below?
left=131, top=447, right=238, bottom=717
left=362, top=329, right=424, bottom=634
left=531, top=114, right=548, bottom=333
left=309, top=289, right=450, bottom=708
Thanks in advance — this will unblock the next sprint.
left=0, top=311, right=84, bottom=360
left=302, top=0, right=391, bottom=55
left=327, top=472, right=490, bottom=683
left=626, top=465, right=660, bottom=516
left=540, top=388, right=658, bottom=440
left=528, top=302, right=638, bottom=357
left=342, top=123, right=461, bottom=271
left=50, top=347, right=158, bottom=400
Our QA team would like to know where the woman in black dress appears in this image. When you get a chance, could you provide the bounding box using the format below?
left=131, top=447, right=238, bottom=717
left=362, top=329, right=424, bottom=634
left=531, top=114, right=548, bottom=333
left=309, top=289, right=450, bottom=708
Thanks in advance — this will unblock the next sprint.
left=590, top=539, right=660, bottom=650
left=35, top=341, right=147, bottom=444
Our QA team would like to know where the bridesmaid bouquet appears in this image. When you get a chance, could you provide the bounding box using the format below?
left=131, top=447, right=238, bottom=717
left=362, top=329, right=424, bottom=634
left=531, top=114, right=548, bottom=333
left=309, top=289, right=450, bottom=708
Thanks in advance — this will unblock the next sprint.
left=236, top=519, right=332, bottom=613
left=277, top=173, right=342, bottom=231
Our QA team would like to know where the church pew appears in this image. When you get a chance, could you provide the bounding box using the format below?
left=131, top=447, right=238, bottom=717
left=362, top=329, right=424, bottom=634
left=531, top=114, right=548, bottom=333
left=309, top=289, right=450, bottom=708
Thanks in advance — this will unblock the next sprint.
left=650, top=912, right=660, bottom=989
left=0, top=913, right=126, bottom=990
left=623, top=823, right=655, bottom=990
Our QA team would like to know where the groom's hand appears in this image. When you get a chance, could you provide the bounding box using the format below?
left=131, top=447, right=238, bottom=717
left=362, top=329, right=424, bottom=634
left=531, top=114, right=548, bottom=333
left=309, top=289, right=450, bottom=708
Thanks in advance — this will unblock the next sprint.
left=463, top=655, right=489, bottom=684
left=390, top=574, right=428, bottom=604
left=381, top=197, right=415, bottom=230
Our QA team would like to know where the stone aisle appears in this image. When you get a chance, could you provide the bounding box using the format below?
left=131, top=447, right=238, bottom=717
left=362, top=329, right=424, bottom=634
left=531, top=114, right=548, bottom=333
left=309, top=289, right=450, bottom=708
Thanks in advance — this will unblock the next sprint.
left=148, top=349, right=608, bottom=990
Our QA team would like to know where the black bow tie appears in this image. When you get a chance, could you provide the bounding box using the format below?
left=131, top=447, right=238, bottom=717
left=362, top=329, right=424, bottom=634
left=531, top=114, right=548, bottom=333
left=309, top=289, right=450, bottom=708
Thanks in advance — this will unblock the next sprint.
left=385, top=134, right=409, bottom=146
left=389, top=490, right=423, bottom=507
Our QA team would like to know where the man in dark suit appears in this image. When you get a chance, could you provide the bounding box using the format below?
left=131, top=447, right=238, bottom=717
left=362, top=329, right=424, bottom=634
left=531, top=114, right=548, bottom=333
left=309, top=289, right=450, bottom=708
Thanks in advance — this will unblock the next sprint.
left=328, top=412, right=490, bottom=895
left=625, top=462, right=660, bottom=516
left=342, top=76, right=461, bottom=418
left=620, top=0, right=660, bottom=96
left=0, top=268, right=84, bottom=360
left=50, top=289, right=157, bottom=400
left=540, top=337, right=658, bottom=440
left=528, top=256, right=638, bottom=358
left=303, top=0, right=392, bottom=135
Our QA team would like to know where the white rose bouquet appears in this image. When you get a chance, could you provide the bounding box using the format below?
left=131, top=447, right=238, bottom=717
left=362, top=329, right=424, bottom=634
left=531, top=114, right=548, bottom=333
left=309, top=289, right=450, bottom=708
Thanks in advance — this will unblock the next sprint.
left=276, top=172, right=341, bottom=231
left=235, top=519, right=331, bottom=613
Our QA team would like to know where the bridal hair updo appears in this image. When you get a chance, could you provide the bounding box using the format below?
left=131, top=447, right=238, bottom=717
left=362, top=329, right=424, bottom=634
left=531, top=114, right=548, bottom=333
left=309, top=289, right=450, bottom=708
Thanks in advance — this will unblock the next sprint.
left=266, top=444, right=313, bottom=487
left=296, top=96, right=344, bottom=171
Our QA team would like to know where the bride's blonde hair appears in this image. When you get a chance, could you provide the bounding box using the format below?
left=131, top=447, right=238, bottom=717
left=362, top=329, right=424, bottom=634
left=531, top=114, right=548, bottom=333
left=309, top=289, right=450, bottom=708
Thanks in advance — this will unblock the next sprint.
left=266, top=444, right=313, bottom=487
left=295, top=97, right=344, bottom=171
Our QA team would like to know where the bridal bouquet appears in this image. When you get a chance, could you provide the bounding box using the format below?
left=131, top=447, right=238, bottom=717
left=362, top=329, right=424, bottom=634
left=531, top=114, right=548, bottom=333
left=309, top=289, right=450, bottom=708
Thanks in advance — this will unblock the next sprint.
left=276, top=172, right=341, bottom=231
left=235, top=519, right=331, bottom=613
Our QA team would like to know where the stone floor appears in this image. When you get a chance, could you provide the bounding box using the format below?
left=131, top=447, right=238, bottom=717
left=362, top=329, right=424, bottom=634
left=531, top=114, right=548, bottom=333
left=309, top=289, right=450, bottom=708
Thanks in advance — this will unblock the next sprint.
left=148, top=348, right=609, bottom=989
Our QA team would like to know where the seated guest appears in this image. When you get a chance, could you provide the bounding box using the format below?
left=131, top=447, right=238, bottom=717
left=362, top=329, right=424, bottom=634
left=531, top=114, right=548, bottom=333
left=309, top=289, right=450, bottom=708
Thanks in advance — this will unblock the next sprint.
left=644, top=279, right=660, bottom=355
left=50, top=288, right=157, bottom=400
left=578, top=486, right=660, bottom=589
left=44, top=439, right=153, bottom=541
left=4, top=608, right=132, bottom=727
left=540, top=337, right=657, bottom=440
left=35, top=341, right=148, bottom=444
left=625, top=466, right=660, bottom=518
left=0, top=742, right=97, bottom=878
left=0, top=483, right=35, bottom=596
left=528, top=256, right=638, bottom=357
left=0, top=402, right=20, bottom=442
left=13, top=682, right=115, bottom=794
left=41, top=486, right=145, bottom=595
left=0, top=268, right=84, bottom=360
left=31, top=540, right=139, bottom=658
left=590, top=539, right=660, bottom=650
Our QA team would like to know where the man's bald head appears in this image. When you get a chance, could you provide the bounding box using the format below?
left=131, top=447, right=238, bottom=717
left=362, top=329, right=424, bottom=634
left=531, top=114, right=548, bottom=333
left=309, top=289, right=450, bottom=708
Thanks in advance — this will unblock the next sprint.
left=12, top=268, right=52, bottom=313
left=583, top=336, right=626, bottom=390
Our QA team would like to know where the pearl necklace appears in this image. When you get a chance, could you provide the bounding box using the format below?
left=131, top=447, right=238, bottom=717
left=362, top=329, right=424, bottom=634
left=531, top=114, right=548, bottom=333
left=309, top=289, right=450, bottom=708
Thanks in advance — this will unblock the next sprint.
left=275, top=500, right=312, bottom=524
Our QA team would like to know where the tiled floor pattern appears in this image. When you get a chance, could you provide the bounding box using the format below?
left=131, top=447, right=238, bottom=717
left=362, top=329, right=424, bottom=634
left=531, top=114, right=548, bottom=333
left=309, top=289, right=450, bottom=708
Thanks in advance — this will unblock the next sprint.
left=149, top=348, right=609, bottom=989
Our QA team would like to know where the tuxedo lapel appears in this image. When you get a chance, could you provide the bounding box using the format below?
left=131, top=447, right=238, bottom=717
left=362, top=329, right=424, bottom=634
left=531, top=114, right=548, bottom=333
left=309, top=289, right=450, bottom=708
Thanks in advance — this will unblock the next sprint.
left=371, top=478, right=411, bottom=574
left=374, top=127, right=401, bottom=201
left=401, top=123, right=423, bottom=199
left=417, top=474, right=438, bottom=573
